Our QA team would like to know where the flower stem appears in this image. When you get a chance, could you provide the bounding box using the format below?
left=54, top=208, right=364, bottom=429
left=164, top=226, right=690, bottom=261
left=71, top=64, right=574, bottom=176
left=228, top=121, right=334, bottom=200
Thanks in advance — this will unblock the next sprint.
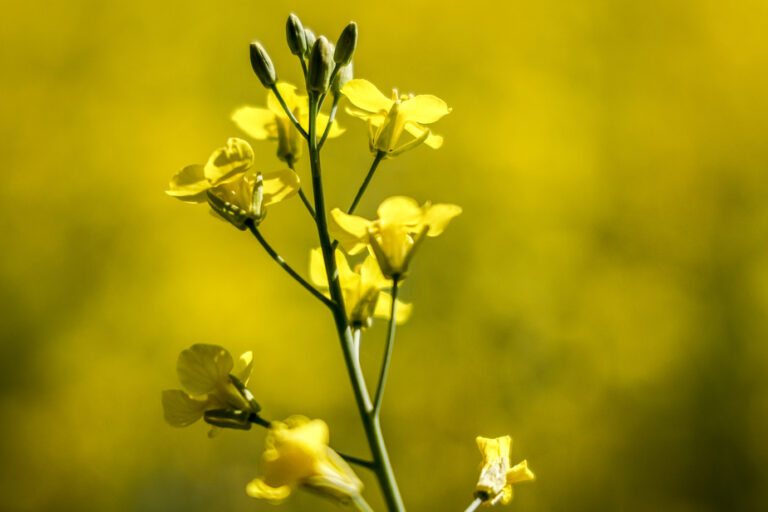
left=269, top=84, right=309, bottom=139
left=348, top=151, right=386, bottom=215
left=318, top=93, right=340, bottom=149
left=246, top=221, right=333, bottom=309
left=307, top=94, right=406, bottom=512
left=373, top=277, right=399, bottom=417
left=463, top=497, right=483, bottom=512
left=339, top=452, right=376, bottom=470
left=285, top=155, right=316, bottom=219
left=351, top=495, right=375, bottom=512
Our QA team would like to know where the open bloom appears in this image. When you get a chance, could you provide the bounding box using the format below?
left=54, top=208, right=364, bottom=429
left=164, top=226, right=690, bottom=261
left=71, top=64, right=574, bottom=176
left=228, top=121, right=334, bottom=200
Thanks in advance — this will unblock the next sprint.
left=232, top=82, right=344, bottom=162
left=246, top=416, right=363, bottom=504
left=475, top=436, right=535, bottom=506
left=162, top=344, right=255, bottom=428
left=309, top=248, right=412, bottom=328
left=166, top=138, right=300, bottom=228
left=342, top=78, right=450, bottom=156
left=329, top=196, right=462, bottom=279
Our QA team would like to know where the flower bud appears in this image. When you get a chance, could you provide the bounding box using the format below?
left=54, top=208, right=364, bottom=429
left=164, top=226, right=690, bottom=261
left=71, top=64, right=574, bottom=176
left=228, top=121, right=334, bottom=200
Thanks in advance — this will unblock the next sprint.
left=286, top=13, right=307, bottom=56
left=331, top=62, right=353, bottom=96
left=334, top=22, right=358, bottom=66
left=303, top=29, right=316, bottom=59
left=307, top=36, right=334, bottom=93
left=249, top=42, right=277, bottom=88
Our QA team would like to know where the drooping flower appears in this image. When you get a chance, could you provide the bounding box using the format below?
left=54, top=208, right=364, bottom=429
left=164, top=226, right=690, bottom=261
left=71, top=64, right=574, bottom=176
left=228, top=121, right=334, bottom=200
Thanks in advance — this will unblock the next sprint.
left=342, top=78, right=451, bottom=156
left=161, top=344, right=255, bottom=428
left=329, top=196, right=462, bottom=279
left=166, top=138, right=300, bottom=229
left=246, top=416, right=363, bottom=505
left=474, top=436, right=535, bottom=506
left=309, top=248, right=412, bottom=328
left=232, top=82, right=344, bottom=162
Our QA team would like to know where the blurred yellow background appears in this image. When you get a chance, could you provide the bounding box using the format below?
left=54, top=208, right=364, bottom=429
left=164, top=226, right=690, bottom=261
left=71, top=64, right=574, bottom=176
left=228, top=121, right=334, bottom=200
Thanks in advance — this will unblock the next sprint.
left=2, top=0, right=768, bottom=510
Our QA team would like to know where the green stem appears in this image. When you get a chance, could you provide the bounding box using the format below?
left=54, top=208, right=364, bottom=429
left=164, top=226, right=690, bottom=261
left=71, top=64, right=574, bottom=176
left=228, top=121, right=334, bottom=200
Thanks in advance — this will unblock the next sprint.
left=463, top=498, right=483, bottom=512
left=246, top=221, right=333, bottom=309
left=270, top=84, right=308, bottom=139
left=307, top=93, right=406, bottom=512
left=286, top=155, right=316, bottom=219
left=351, top=495, right=375, bottom=512
left=373, top=278, right=399, bottom=416
left=319, top=94, right=340, bottom=149
left=348, top=151, right=386, bottom=215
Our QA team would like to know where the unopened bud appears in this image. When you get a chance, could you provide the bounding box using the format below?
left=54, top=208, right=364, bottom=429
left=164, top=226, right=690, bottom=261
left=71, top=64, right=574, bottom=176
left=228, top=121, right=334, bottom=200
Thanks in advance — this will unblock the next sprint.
left=331, top=62, right=354, bottom=95
left=303, top=29, right=316, bottom=59
left=249, top=42, right=277, bottom=87
left=286, top=14, right=307, bottom=56
left=307, top=36, right=334, bottom=93
left=334, top=22, right=358, bottom=66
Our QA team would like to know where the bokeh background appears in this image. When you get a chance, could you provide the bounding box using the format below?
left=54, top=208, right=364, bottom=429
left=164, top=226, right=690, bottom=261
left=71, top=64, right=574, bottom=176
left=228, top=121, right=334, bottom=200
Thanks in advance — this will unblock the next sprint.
left=2, top=1, right=768, bottom=510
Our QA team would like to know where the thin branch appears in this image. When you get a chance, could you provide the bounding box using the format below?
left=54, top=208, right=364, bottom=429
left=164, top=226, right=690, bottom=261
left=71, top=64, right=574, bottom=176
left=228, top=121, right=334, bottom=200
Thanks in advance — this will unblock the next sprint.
left=270, top=84, right=309, bottom=139
left=286, top=155, right=316, bottom=219
left=463, top=497, right=483, bottom=512
left=246, top=220, right=333, bottom=309
left=348, top=151, right=385, bottom=215
left=339, top=452, right=377, bottom=470
left=318, top=93, right=341, bottom=149
left=372, top=277, right=399, bottom=417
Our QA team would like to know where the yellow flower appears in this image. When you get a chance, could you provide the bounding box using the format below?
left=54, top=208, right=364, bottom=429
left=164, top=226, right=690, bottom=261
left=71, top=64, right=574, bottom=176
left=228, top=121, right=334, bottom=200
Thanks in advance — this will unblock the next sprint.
left=309, top=248, right=412, bottom=328
left=246, top=416, right=363, bottom=504
left=166, top=138, right=300, bottom=228
left=162, top=344, right=255, bottom=428
left=232, top=82, right=344, bottom=162
left=342, top=78, right=451, bottom=156
left=475, top=436, right=535, bottom=506
left=329, top=196, right=462, bottom=279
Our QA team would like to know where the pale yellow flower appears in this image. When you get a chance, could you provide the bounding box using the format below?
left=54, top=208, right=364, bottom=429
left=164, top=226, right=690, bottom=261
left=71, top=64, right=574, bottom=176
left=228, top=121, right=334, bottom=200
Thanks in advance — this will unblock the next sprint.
left=475, top=436, right=534, bottom=506
left=246, top=416, right=363, bottom=504
left=342, top=78, right=450, bottom=156
left=166, top=138, right=300, bottom=228
left=161, top=344, right=255, bottom=428
left=309, top=248, right=412, bottom=328
left=232, top=82, right=344, bottom=162
left=329, top=196, right=462, bottom=279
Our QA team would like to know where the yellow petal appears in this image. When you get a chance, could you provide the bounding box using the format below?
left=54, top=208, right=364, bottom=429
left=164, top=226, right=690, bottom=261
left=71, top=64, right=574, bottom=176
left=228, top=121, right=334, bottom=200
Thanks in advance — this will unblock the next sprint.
left=261, top=168, right=300, bottom=206
left=477, top=436, right=512, bottom=465
left=404, top=122, right=443, bottom=149
left=203, top=138, right=255, bottom=183
left=166, top=165, right=209, bottom=202
left=317, top=112, right=345, bottom=138
left=267, top=82, right=303, bottom=117
left=374, top=293, right=412, bottom=325
left=399, top=94, right=451, bottom=124
left=309, top=248, right=328, bottom=287
left=231, top=106, right=277, bottom=139
left=422, top=203, right=462, bottom=236
left=507, top=460, right=535, bottom=484
left=161, top=389, right=208, bottom=427
left=342, top=79, right=393, bottom=113
left=234, top=351, right=254, bottom=384
left=359, top=253, right=389, bottom=288
left=377, top=196, right=423, bottom=227
left=246, top=478, right=292, bottom=503
left=177, top=344, right=234, bottom=396
left=344, top=105, right=380, bottom=122
left=328, top=208, right=371, bottom=255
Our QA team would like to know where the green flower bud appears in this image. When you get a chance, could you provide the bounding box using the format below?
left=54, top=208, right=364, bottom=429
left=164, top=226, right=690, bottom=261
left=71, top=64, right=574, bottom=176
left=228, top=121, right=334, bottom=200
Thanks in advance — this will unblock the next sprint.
left=286, top=13, right=307, bottom=56
left=249, top=41, right=277, bottom=88
left=307, top=36, right=334, bottom=93
left=331, top=62, right=353, bottom=96
left=334, top=22, right=358, bottom=66
left=303, top=28, right=316, bottom=59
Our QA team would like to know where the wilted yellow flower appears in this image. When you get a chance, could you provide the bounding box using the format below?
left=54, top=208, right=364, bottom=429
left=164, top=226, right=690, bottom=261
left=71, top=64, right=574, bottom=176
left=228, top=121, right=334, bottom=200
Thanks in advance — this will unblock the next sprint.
left=232, top=82, right=344, bottom=162
left=166, top=138, right=300, bottom=228
left=246, top=416, right=363, bottom=504
left=475, top=436, right=534, bottom=506
left=162, top=344, right=255, bottom=428
left=329, top=196, right=462, bottom=279
left=342, top=78, right=450, bottom=156
left=309, top=248, right=412, bottom=328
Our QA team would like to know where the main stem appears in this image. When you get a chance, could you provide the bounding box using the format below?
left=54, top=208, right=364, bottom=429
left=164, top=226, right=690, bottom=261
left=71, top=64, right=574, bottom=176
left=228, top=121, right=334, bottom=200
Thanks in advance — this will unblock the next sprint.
left=307, top=93, right=406, bottom=512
